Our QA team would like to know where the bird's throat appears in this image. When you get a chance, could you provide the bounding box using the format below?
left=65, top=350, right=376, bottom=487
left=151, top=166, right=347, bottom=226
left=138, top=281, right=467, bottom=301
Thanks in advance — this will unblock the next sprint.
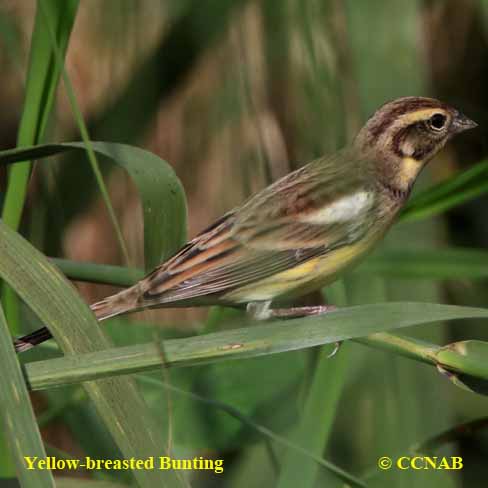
left=396, top=156, right=423, bottom=192
left=378, top=155, right=422, bottom=200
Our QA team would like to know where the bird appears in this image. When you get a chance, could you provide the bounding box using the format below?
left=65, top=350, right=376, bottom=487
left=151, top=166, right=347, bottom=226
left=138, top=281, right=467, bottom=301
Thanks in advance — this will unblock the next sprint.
left=14, top=96, right=477, bottom=353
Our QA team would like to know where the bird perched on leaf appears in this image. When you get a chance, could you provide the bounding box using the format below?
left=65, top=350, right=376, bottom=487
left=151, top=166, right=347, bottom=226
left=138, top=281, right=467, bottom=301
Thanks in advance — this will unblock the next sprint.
left=14, top=96, right=477, bottom=352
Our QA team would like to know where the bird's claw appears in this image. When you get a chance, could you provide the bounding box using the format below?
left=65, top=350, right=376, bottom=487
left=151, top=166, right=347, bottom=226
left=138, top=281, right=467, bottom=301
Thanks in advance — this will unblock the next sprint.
left=327, top=341, right=342, bottom=358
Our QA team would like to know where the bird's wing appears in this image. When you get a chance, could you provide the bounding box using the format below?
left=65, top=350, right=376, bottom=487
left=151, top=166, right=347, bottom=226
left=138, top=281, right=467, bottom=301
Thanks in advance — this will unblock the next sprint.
left=233, top=151, right=375, bottom=249
left=140, top=152, right=377, bottom=303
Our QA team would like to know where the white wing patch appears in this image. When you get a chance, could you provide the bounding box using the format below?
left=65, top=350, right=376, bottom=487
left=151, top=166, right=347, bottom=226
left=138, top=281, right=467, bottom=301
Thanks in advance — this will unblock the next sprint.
left=301, top=191, right=374, bottom=224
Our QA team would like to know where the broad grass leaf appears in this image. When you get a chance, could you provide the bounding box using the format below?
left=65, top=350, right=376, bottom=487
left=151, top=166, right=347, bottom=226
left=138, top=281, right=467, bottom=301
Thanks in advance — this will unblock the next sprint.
left=0, top=221, right=181, bottom=487
left=24, top=302, right=488, bottom=390
left=0, top=141, right=187, bottom=270
left=0, top=303, right=55, bottom=487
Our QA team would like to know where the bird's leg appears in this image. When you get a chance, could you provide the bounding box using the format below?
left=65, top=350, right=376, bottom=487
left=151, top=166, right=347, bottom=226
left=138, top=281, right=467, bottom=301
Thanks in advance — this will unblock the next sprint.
left=246, top=300, right=273, bottom=320
left=246, top=301, right=341, bottom=357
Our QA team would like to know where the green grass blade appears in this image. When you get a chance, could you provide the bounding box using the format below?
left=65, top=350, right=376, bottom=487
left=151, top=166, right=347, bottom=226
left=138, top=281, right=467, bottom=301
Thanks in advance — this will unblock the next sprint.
left=406, top=159, right=488, bottom=210
left=137, top=375, right=364, bottom=488
left=0, top=1, right=78, bottom=478
left=277, top=348, right=349, bottom=488
left=411, top=416, right=488, bottom=453
left=23, top=302, right=488, bottom=390
left=39, top=1, right=130, bottom=264
left=277, top=282, right=349, bottom=488
left=0, top=141, right=187, bottom=270
left=357, top=247, right=488, bottom=279
left=51, top=258, right=143, bottom=287
left=2, top=0, right=78, bottom=231
left=0, top=301, right=55, bottom=487
left=0, top=221, right=182, bottom=487
left=402, top=159, right=488, bottom=222
left=1, top=0, right=78, bottom=340
left=0, top=429, right=15, bottom=478
left=402, top=181, right=488, bottom=222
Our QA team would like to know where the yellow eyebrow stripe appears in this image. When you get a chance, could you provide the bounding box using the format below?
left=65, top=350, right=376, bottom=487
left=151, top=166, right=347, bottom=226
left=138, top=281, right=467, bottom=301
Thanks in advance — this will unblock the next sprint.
left=399, top=108, right=445, bottom=124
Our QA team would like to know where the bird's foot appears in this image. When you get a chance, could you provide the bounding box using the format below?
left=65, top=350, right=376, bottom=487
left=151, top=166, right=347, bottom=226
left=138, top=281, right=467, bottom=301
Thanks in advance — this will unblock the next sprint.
left=247, top=302, right=337, bottom=319
left=246, top=302, right=339, bottom=357
left=327, top=341, right=342, bottom=358
left=263, top=304, right=337, bottom=318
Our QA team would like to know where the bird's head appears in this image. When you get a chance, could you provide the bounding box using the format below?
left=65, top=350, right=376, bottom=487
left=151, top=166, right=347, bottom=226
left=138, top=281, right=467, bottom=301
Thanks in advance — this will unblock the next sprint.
left=355, top=96, right=477, bottom=194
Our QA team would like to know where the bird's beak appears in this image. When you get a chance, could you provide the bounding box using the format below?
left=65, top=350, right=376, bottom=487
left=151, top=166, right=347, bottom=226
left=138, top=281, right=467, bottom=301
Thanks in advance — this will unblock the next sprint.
left=452, top=111, right=478, bottom=133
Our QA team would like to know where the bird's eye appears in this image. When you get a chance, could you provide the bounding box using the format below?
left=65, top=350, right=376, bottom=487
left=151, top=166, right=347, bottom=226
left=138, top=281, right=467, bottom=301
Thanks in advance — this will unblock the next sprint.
left=428, top=113, right=447, bottom=131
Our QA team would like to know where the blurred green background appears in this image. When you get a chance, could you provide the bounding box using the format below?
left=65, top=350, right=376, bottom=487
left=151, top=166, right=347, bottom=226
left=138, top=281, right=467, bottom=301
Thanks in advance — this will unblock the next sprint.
left=2, top=0, right=488, bottom=487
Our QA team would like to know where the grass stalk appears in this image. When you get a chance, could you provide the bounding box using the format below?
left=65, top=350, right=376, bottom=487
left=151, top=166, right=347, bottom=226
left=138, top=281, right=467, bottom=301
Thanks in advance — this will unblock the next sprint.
left=1, top=0, right=78, bottom=336
left=277, top=281, right=349, bottom=488
left=39, top=1, right=131, bottom=265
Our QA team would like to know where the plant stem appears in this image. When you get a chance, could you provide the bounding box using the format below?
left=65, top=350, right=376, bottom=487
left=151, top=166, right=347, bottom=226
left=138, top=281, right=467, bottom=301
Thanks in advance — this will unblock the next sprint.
left=355, top=333, right=439, bottom=365
left=50, top=258, right=143, bottom=287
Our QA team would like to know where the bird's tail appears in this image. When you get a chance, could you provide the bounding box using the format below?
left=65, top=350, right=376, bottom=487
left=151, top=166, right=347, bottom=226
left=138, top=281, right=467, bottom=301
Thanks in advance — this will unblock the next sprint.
left=13, top=286, right=140, bottom=353
left=90, top=286, right=139, bottom=321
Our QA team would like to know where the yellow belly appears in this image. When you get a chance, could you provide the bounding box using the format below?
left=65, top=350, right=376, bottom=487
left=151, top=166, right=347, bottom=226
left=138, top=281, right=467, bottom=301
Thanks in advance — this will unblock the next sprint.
left=224, top=233, right=380, bottom=303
